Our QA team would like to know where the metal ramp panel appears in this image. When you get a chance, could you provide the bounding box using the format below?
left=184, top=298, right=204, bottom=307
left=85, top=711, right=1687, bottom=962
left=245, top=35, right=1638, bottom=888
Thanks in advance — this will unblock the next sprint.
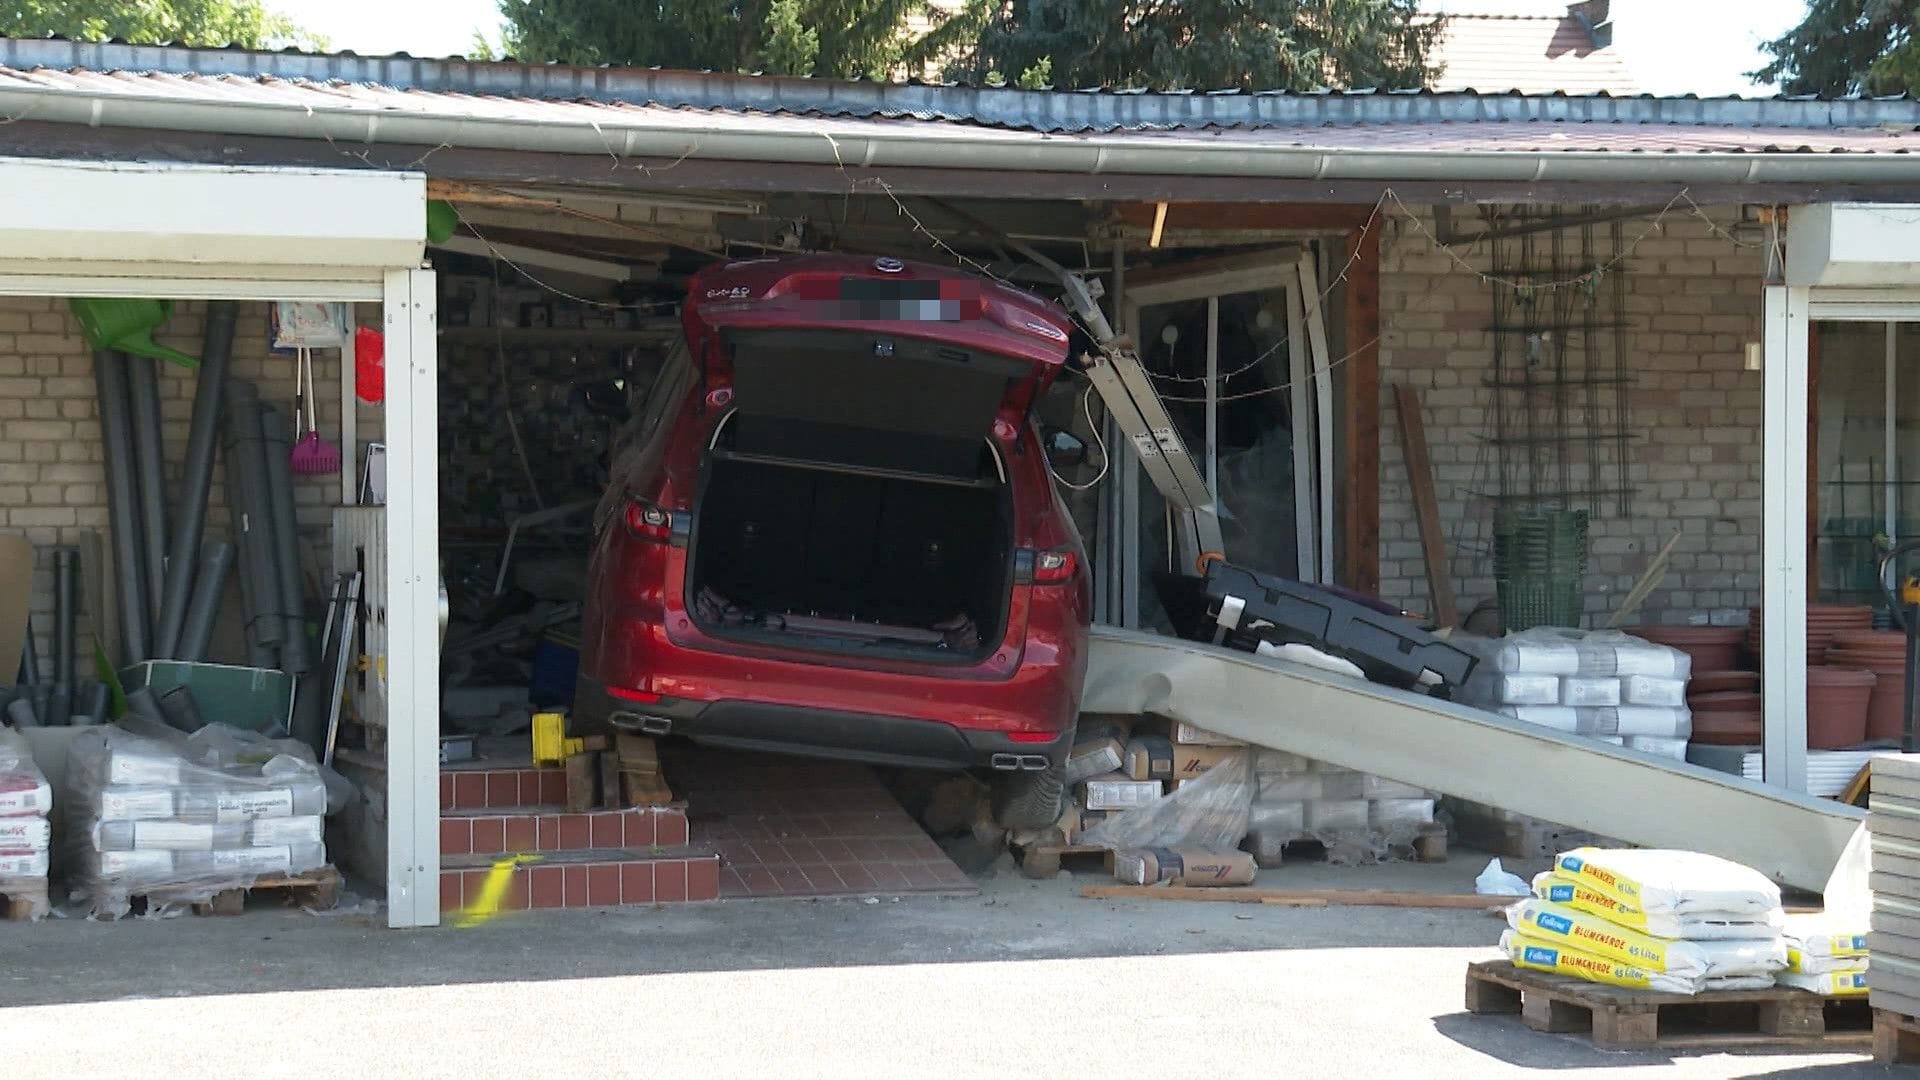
left=1084, top=625, right=1863, bottom=892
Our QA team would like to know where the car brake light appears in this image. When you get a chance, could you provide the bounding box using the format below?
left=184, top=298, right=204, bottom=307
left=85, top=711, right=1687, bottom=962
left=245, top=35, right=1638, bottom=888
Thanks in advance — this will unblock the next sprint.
left=624, top=497, right=673, bottom=543
left=609, top=687, right=662, bottom=705
left=1033, top=549, right=1077, bottom=584
left=1007, top=731, right=1055, bottom=744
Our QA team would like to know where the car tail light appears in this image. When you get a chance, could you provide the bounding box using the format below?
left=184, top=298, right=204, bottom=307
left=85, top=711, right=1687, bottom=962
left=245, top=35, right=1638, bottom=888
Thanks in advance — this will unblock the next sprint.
left=609, top=686, right=662, bottom=705
left=1033, top=548, right=1077, bottom=584
left=624, top=496, right=673, bottom=543
left=1006, top=731, right=1055, bottom=744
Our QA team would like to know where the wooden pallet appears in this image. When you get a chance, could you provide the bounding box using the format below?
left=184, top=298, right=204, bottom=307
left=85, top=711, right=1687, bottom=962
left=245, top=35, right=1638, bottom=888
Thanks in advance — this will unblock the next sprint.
left=1017, top=843, right=1108, bottom=879
left=1465, top=961, right=1872, bottom=1051
left=1876, top=1009, right=1920, bottom=1065
left=191, top=866, right=343, bottom=917
left=0, top=882, right=49, bottom=921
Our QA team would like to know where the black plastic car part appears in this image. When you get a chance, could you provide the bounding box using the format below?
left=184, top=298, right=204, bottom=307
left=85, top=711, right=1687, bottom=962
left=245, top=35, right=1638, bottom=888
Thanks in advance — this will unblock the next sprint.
left=1154, top=562, right=1477, bottom=697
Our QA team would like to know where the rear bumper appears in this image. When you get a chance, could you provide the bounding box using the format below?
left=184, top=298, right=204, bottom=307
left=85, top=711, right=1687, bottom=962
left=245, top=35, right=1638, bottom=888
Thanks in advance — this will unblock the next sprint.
left=576, top=677, right=1075, bottom=771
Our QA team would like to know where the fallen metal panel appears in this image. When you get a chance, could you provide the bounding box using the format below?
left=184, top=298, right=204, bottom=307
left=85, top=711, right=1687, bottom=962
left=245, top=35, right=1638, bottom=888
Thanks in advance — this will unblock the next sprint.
left=1083, top=626, right=1863, bottom=891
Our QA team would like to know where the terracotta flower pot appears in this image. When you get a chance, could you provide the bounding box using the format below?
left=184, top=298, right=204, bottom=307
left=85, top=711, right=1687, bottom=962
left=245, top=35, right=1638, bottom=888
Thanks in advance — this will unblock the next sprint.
left=1688, top=670, right=1760, bottom=697
left=1806, top=666, right=1876, bottom=749
left=1629, top=625, right=1745, bottom=675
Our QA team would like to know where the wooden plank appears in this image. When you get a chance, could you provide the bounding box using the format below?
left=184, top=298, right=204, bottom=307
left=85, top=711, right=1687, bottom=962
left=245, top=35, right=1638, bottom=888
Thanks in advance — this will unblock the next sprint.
left=564, top=753, right=597, bottom=813
left=1392, top=384, right=1457, bottom=627
left=1078, top=884, right=1509, bottom=909
left=1340, top=224, right=1382, bottom=596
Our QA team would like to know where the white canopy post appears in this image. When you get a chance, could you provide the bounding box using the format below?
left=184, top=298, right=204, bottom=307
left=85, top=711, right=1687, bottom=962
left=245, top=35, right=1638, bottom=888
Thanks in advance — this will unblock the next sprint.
left=382, top=267, right=441, bottom=927
left=1761, top=284, right=1811, bottom=793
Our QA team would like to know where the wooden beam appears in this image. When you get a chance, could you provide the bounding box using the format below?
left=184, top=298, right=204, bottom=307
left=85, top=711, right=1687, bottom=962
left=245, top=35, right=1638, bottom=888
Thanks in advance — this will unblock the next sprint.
left=1078, top=884, right=1511, bottom=909
left=1393, top=383, right=1456, bottom=627
left=1340, top=224, right=1382, bottom=596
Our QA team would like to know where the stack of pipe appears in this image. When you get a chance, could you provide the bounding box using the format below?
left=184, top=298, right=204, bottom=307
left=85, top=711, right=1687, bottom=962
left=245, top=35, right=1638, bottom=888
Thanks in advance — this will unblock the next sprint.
left=221, top=380, right=311, bottom=676
left=2, top=548, right=110, bottom=727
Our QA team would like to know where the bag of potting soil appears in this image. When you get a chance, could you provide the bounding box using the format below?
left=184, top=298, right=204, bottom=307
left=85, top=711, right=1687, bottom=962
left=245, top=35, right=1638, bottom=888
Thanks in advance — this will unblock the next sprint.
left=1531, top=873, right=1785, bottom=940
left=1500, top=931, right=1775, bottom=994
left=1554, top=848, right=1782, bottom=917
left=1506, top=899, right=1785, bottom=979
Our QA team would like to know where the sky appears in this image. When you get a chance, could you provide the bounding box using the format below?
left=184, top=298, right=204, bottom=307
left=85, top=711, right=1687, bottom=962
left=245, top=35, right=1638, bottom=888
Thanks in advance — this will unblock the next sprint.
left=266, top=0, right=1813, bottom=97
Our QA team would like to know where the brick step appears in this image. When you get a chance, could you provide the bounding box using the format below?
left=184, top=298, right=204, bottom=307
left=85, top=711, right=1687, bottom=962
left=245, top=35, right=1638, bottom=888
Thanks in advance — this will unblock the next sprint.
left=442, top=764, right=565, bottom=812
left=439, top=848, right=720, bottom=912
left=440, top=804, right=690, bottom=857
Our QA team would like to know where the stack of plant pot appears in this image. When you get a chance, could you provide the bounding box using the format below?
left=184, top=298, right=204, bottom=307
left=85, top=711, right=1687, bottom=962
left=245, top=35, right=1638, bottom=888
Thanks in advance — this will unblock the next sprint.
left=1746, top=603, right=1874, bottom=667
left=1631, top=625, right=1745, bottom=675
left=1685, top=668, right=1762, bottom=747
left=1826, top=629, right=1912, bottom=743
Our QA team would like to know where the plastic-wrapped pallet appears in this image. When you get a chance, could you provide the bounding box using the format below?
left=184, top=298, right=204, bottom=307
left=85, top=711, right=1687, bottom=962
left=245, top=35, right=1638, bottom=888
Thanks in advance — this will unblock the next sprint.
left=0, top=725, right=52, bottom=919
left=1244, top=749, right=1436, bottom=867
left=1458, top=630, right=1690, bottom=754
left=67, top=725, right=333, bottom=918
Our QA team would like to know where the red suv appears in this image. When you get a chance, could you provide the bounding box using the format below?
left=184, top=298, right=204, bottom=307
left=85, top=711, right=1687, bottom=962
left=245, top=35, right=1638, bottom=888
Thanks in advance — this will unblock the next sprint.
left=576, top=255, right=1093, bottom=827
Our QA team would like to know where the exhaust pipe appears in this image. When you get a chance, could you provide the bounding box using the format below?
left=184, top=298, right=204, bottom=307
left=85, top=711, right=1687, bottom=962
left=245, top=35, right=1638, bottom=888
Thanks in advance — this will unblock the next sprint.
left=1018, top=755, right=1051, bottom=771
left=609, top=711, right=673, bottom=736
left=990, top=753, right=1021, bottom=771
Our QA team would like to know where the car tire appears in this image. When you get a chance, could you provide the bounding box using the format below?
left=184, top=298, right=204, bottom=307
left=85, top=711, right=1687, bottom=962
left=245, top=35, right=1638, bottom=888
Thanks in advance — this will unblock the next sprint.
left=991, top=765, right=1065, bottom=831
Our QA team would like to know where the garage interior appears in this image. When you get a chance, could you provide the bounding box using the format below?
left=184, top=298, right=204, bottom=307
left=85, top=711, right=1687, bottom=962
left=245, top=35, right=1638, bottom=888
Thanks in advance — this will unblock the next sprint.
left=420, top=183, right=1366, bottom=907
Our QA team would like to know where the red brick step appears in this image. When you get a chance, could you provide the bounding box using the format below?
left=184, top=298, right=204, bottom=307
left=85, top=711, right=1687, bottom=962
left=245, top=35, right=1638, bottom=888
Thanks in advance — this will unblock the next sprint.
left=442, top=764, right=565, bottom=812
left=439, top=848, right=720, bottom=913
left=441, top=804, right=690, bottom=857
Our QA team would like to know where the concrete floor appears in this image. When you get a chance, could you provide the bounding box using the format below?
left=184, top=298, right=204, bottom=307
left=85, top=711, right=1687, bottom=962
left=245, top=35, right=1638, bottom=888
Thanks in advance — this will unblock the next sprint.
left=0, top=854, right=1894, bottom=1078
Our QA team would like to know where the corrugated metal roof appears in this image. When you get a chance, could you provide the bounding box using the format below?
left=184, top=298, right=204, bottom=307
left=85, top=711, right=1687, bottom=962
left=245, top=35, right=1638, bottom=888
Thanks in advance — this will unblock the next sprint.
left=2, top=37, right=1918, bottom=140
left=4, top=62, right=1917, bottom=158
left=1429, top=13, right=1638, bottom=95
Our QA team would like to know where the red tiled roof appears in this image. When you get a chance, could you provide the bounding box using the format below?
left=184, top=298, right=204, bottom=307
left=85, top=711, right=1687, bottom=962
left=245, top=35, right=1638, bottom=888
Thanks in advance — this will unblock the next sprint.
left=1429, top=14, right=1637, bottom=95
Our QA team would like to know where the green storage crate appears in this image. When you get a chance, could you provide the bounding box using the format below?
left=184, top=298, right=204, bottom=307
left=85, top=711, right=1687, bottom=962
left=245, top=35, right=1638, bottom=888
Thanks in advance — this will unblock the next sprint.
left=119, top=660, right=295, bottom=733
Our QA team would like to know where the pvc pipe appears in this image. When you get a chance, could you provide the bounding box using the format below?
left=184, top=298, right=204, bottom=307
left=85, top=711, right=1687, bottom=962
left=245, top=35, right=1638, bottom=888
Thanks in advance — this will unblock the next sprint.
left=16, top=617, right=37, bottom=686
left=156, top=684, right=207, bottom=733
left=221, top=409, right=275, bottom=669
left=177, top=541, right=234, bottom=664
left=223, top=380, right=285, bottom=657
left=52, top=546, right=74, bottom=687
left=5, top=696, right=36, bottom=728
left=123, top=686, right=167, bottom=728
left=259, top=404, right=311, bottom=674
left=126, top=353, right=170, bottom=595
left=155, top=301, right=237, bottom=658
left=92, top=350, right=150, bottom=662
left=83, top=681, right=109, bottom=725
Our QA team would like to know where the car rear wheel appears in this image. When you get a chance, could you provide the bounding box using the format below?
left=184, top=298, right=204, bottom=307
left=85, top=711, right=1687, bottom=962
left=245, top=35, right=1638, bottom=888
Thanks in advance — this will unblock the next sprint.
left=990, top=765, right=1065, bottom=831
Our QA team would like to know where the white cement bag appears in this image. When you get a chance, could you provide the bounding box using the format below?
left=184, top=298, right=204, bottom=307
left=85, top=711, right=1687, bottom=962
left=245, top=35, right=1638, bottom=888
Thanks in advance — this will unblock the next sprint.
left=1554, top=849, right=1782, bottom=917
left=1498, top=705, right=1582, bottom=732
left=1624, top=736, right=1690, bottom=761
left=1495, top=675, right=1561, bottom=706
left=1622, top=676, right=1688, bottom=708
left=0, top=815, right=51, bottom=852
left=1561, top=678, right=1623, bottom=707
left=1507, top=899, right=1786, bottom=979
left=1489, top=636, right=1581, bottom=676
left=1532, top=872, right=1786, bottom=940
left=1611, top=707, right=1692, bottom=738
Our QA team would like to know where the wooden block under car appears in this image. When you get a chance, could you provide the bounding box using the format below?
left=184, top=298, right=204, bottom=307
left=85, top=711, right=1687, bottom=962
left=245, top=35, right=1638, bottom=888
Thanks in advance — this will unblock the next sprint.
left=616, top=733, right=675, bottom=806
left=565, top=752, right=598, bottom=813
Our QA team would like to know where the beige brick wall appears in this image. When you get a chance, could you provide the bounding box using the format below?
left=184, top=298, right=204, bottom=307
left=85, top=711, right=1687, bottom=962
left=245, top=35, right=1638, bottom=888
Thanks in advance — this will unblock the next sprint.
left=2, top=297, right=383, bottom=678
left=1376, top=207, right=1764, bottom=628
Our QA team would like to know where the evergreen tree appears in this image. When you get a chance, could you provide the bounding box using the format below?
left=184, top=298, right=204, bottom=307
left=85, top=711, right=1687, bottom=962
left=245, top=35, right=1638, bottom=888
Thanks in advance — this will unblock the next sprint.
left=950, top=0, right=1441, bottom=91
left=1752, top=0, right=1920, bottom=96
left=2, top=0, right=321, bottom=49
left=498, top=0, right=979, bottom=80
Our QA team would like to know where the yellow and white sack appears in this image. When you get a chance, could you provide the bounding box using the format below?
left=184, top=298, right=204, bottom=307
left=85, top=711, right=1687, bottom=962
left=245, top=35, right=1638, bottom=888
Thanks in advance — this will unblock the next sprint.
left=1500, top=931, right=1774, bottom=994
left=1776, top=969, right=1868, bottom=997
left=1532, top=873, right=1785, bottom=940
left=1553, top=848, right=1782, bottom=918
left=1506, top=899, right=1785, bottom=979
left=1781, top=913, right=1869, bottom=976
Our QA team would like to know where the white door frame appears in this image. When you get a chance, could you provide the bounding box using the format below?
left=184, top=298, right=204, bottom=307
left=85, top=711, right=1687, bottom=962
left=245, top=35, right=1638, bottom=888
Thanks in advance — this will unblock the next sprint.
left=0, top=159, right=438, bottom=927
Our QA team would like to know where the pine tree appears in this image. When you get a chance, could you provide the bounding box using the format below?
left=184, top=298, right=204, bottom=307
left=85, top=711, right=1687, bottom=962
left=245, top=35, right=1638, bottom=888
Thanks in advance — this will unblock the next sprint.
left=950, top=0, right=1441, bottom=92
left=498, top=0, right=977, bottom=79
left=1, top=0, right=321, bottom=49
left=1752, top=0, right=1920, bottom=96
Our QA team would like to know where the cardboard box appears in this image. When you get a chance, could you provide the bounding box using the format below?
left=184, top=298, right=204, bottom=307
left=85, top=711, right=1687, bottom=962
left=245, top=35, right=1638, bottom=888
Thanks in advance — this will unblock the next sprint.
left=1123, top=736, right=1174, bottom=781
left=1173, top=745, right=1242, bottom=780
left=1083, top=775, right=1162, bottom=811
left=1172, top=721, right=1246, bottom=747
left=1064, top=720, right=1131, bottom=784
left=1110, top=846, right=1258, bottom=887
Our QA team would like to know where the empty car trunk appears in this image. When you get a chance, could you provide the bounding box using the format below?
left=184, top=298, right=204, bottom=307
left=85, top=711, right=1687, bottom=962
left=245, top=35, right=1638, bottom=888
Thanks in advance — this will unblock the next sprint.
left=689, top=451, right=1013, bottom=660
